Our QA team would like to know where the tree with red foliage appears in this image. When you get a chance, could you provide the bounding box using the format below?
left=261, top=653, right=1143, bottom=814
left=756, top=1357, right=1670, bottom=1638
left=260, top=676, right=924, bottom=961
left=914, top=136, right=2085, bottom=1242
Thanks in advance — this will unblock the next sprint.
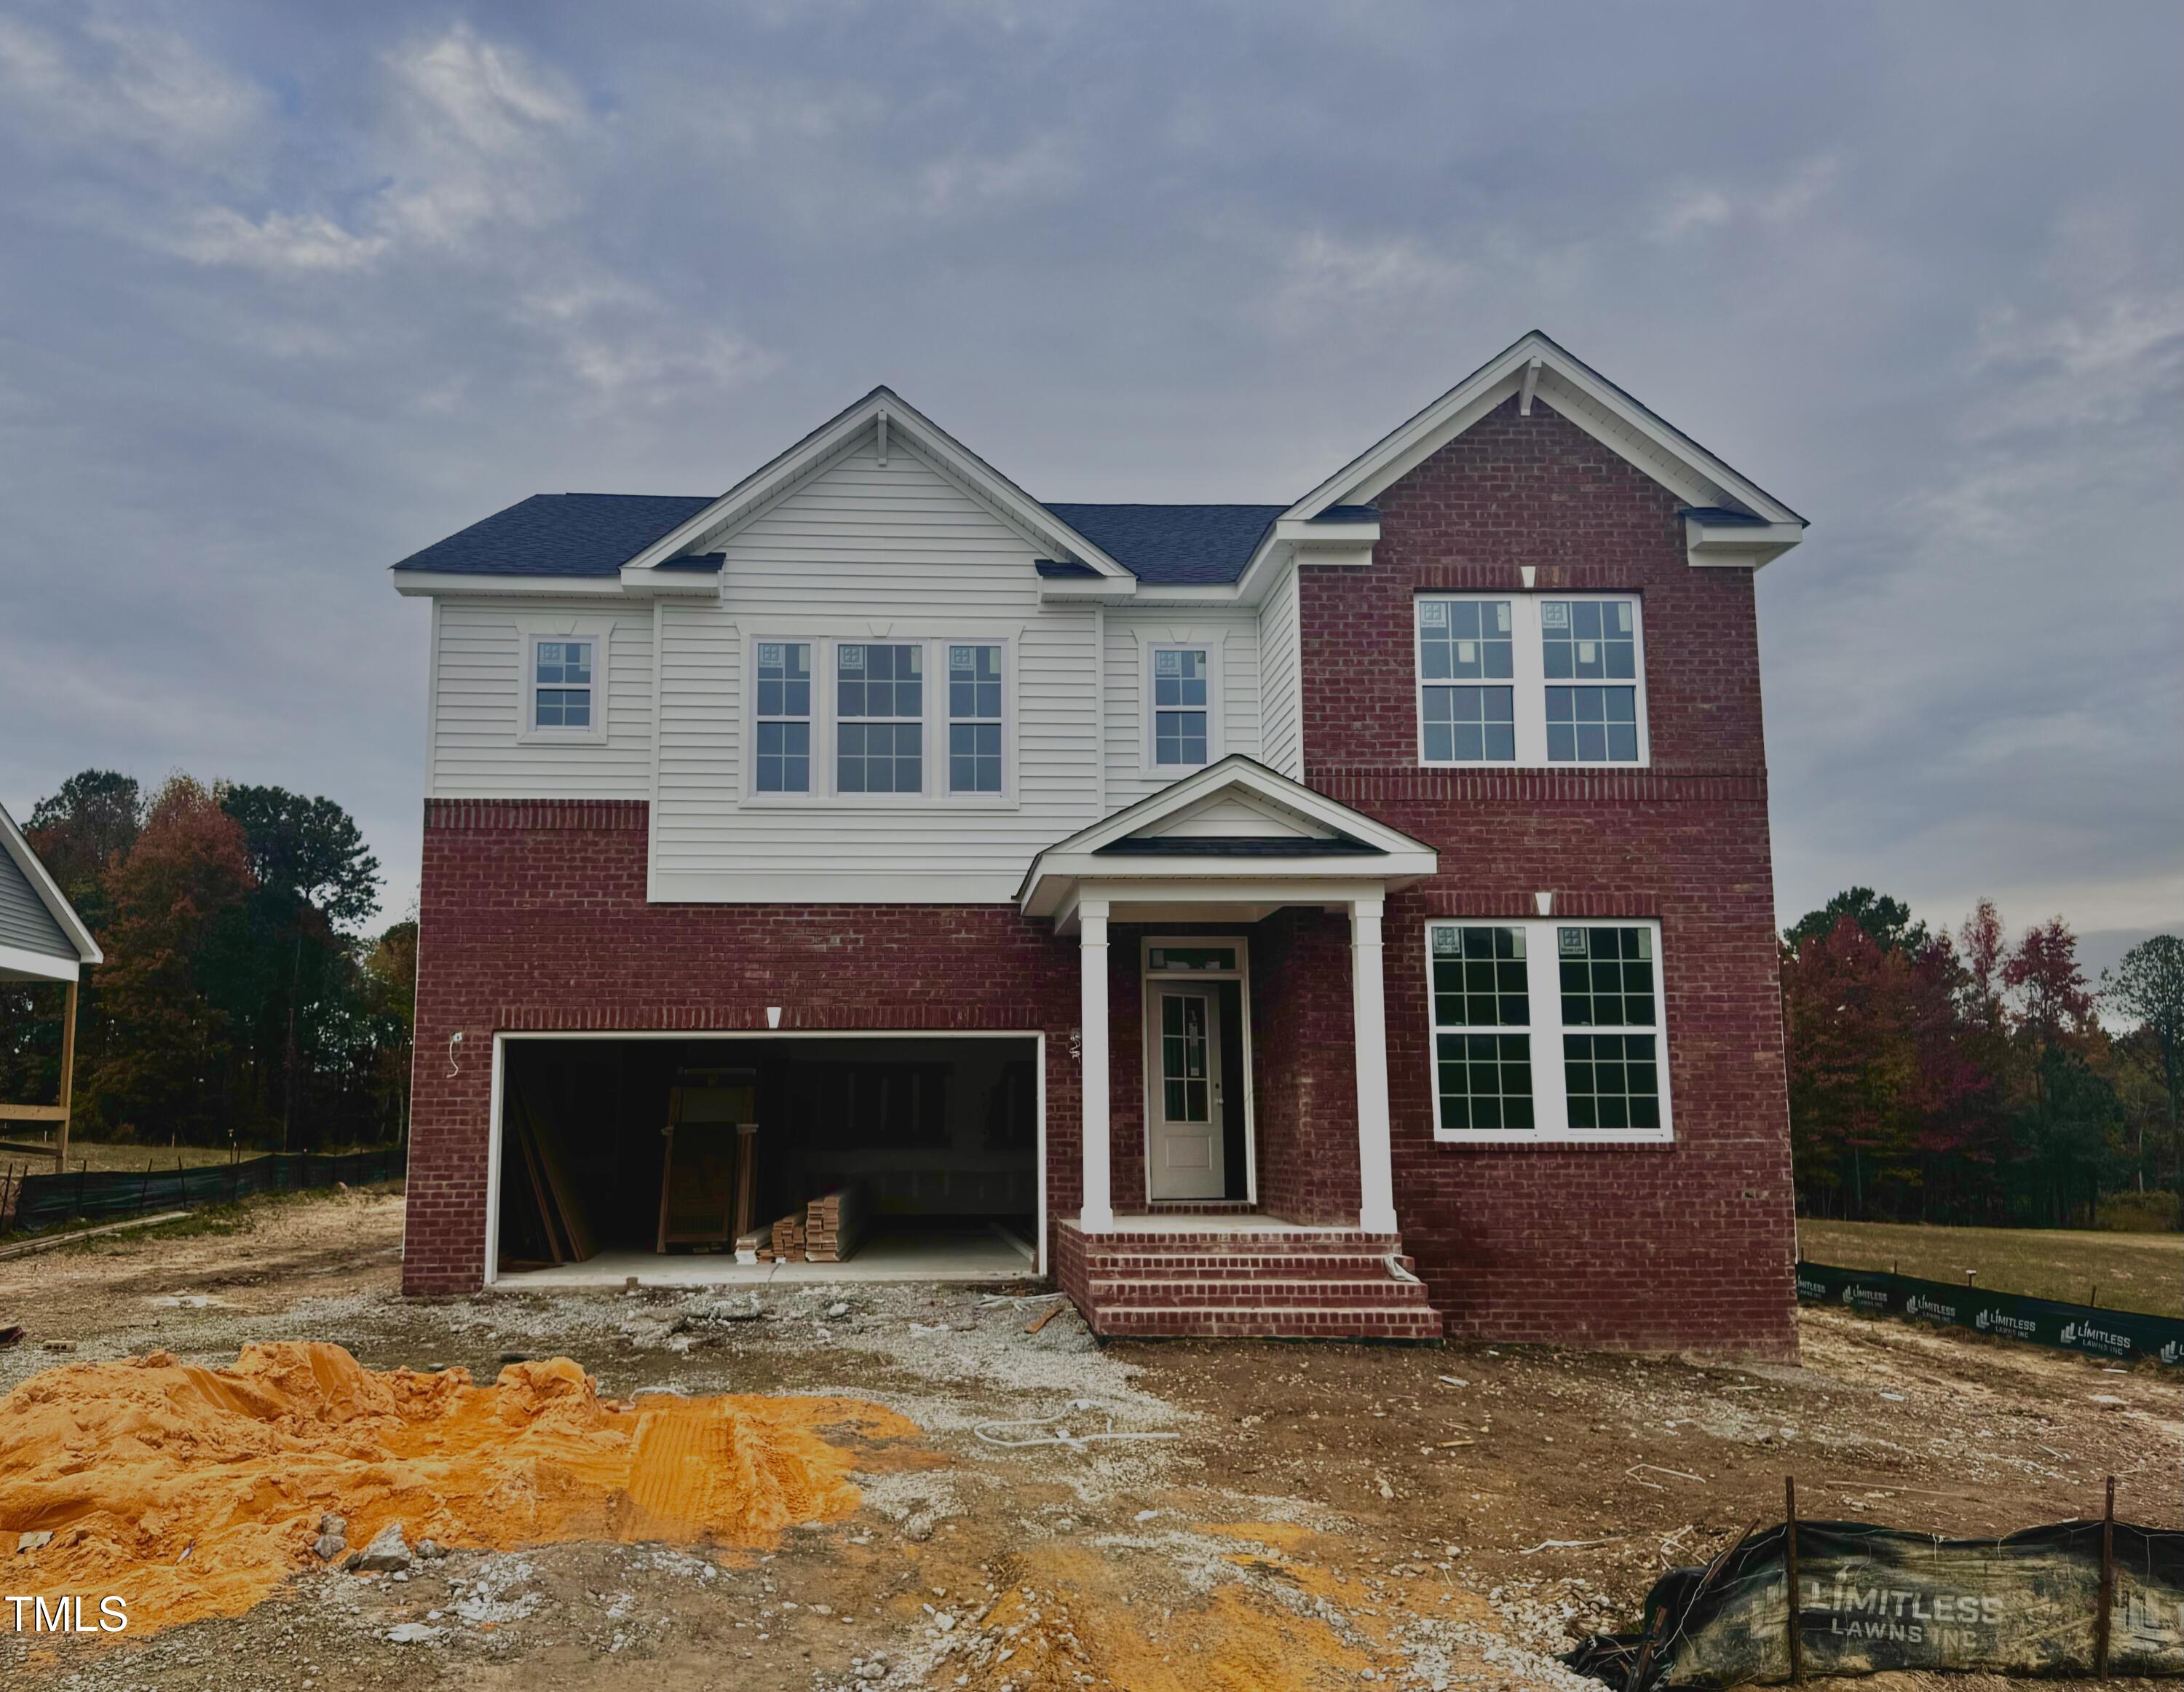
left=80, top=777, right=256, bottom=1142
left=1780, top=914, right=1924, bottom=1217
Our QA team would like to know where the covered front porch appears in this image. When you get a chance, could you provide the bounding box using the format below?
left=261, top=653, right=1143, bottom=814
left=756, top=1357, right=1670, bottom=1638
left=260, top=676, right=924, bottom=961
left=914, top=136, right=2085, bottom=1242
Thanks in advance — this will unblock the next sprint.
left=1020, top=756, right=1446, bottom=1340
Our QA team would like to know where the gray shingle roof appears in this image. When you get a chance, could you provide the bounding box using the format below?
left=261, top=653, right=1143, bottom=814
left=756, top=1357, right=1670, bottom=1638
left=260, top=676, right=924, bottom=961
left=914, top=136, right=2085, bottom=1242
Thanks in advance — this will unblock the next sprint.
left=1042, top=504, right=1286, bottom=585
left=391, top=494, right=1372, bottom=586
left=392, top=493, right=716, bottom=577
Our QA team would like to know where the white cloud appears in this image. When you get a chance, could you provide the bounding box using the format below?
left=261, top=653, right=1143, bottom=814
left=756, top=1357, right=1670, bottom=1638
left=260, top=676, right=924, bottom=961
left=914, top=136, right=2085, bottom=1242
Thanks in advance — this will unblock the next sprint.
left=1259, top=230, right=1474, bottom=336
left=172, top=207, right=389, bottom=274
left=0, top=11, right=264, bottom=156
left=1650, top=157, right=1838, bottom=242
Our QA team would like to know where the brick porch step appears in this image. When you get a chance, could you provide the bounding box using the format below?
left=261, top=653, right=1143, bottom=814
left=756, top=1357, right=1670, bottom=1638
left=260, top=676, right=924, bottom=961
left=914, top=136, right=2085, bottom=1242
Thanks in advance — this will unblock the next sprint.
left=1092, top=1304, right=1447, bottom=1340
left=1058, top=1217, right=1443, bottom=1342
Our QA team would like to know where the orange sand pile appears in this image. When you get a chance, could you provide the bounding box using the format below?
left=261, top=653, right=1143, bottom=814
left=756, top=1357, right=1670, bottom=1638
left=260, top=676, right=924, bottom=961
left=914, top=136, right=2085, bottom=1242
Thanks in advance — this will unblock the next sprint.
left=0, top=1343, right=917, bottom=1636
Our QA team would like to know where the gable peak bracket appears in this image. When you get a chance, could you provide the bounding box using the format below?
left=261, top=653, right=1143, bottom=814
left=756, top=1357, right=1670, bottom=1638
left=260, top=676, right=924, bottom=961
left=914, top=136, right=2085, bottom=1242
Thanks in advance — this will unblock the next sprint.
left=874, top=408, right=888, bottom=467
left=1518, top=357, right=1543, bottom=418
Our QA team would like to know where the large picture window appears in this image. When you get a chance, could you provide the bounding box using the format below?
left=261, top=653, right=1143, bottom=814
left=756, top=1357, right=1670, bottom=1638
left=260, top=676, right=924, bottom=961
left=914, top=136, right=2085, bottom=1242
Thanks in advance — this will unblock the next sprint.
left=745, top=636, right=1012, bottom=802
left=1425, top=917, right=1669, bottom=1142
left=1415, top=596, right=1647, bottom=767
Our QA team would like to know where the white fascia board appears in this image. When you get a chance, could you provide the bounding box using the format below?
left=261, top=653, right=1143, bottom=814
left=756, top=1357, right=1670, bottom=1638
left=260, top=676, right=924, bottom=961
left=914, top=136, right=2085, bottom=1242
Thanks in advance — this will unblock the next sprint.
left=393, top=572, right=627, bottom=598
left=618, top=566, right=722, bottom=597
left=1684, top=515, right=1805, bottom=569
left=1273, top=517, right=1380, bottom=546
left=1038, top=575, right=1139, bottom=602
left=1283, top=330, right=1806, bottom=530
left=0, top=941, right=85, bottom=983
left=0, top=805, right=100, bottom=965
left=622, top=388, right=1133, bottom=580
left=1045, top=873, right=1419, bottom=928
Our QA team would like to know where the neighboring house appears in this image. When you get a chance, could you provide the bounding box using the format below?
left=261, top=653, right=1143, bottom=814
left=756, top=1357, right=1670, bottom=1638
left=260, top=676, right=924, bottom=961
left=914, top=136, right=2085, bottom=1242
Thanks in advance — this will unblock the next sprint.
left=393, top=330, right=1807, bottom=1356
left=0, top=801, right=103, bottom=1163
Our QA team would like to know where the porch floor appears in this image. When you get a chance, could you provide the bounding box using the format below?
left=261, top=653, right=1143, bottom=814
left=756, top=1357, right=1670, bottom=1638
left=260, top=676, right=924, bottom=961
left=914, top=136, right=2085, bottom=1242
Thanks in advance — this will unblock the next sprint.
left=492, top=1225, right=1036, bottom=1290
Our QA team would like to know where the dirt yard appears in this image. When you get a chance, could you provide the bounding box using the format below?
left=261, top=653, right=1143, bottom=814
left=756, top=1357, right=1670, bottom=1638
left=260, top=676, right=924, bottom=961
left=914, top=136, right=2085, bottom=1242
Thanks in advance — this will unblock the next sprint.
left=1, top=1190, right=2177, bottom=1691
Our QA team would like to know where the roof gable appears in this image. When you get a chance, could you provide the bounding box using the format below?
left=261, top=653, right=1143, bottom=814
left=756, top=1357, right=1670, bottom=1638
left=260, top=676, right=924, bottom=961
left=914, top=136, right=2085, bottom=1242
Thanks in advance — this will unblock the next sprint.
left=1283, top=331, right=1805, bottom=529
left=624, top=389, right=1133, bottom=580
left=0, top=802, right=101, bottom=981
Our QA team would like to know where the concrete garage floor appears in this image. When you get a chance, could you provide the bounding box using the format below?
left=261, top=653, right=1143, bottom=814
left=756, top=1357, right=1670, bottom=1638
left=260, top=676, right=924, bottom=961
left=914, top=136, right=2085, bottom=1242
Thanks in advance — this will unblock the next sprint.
left=494, top=1224, right=1037, bottom=1290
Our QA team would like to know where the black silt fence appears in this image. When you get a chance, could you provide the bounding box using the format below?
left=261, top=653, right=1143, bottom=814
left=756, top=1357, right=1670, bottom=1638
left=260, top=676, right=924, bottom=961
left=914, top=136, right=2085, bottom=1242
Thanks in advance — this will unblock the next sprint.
left=1796, top=1260, right=2184, bottom=1368
left=2, top=1147, right=405, bottom=1234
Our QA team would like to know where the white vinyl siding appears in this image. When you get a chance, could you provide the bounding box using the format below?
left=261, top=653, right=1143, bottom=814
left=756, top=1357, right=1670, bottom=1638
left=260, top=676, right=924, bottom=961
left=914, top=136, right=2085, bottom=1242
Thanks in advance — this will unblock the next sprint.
left=1101, top=610, right=1262, bottom=810
left=1257, top=564, right=1303, bottom=778
left=649, top=435, right=1104, bottom=900
left=429, top=604, right=654, bottom=797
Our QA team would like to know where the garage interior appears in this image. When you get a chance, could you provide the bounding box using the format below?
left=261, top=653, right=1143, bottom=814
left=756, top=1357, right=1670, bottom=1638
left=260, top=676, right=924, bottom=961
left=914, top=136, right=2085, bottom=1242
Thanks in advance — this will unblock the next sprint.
left=493, top=1035, right=1040, bottom=1286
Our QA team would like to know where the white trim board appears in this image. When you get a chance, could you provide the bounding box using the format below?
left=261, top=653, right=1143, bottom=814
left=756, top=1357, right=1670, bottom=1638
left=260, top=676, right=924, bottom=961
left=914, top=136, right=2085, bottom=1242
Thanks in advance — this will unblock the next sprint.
left=0, top=801, right=100, bottom=968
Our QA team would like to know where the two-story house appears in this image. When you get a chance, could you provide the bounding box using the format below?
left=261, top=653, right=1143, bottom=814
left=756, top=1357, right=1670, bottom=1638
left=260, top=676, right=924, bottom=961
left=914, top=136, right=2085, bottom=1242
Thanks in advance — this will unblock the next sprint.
left=393, top=330, right=1806, bottom=1356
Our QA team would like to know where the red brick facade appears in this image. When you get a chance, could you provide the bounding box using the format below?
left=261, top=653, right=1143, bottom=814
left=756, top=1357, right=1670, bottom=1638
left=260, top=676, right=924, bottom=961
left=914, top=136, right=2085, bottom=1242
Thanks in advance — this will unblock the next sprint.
left=1298, top=395, right=1799, bottom=1357
left=405, top=391, right=1797, bottom=1359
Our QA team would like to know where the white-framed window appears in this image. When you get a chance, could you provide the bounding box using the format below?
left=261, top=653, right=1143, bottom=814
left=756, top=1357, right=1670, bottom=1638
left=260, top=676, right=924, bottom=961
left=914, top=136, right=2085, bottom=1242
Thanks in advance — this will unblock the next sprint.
left=754, top=640, right=812, bottom=793
left=1415, top=595, right=1647, bottom=767
left=948, top=643, right=1003, bottom=794
left=1425, top=917, right=1671, bottom=1143
left=836, top=641, right=924, bottom=794
left=521, top=630, right=609, bottom=745
left=741, top=634, right=1014, bottom=804
left=1150, top=644, right=1212, bottom=770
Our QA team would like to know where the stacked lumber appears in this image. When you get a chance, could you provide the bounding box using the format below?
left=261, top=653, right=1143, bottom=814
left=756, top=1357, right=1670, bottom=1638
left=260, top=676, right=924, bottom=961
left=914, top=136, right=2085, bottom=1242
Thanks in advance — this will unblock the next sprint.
left=804, top=1187, right=865, bottom=1263
left=507, top=1079, right=597, bottom=1265
left=767, top=1210, right=807, bottom=1263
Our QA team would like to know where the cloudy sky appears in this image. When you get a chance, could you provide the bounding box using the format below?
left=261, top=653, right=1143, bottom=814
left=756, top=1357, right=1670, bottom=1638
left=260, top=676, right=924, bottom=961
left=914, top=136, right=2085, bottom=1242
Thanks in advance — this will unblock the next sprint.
left=1, top=0, right=2178, bottom=971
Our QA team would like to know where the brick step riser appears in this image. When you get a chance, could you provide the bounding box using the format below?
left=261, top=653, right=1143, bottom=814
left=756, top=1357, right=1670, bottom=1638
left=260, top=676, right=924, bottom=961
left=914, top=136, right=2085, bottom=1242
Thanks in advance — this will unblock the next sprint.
left=1088, top=1275, right=1432, bottom=1295
left=1091, top=1286, right=1436, bottom=1311
left=1082, top=1262, right=1422, bottom=1284
left=1078, top=1249, right=1419, bottom=1271
left=1075, top=1249, right=1415, bottom=1275
left=1089, top=1310, right=1446, bottom=1340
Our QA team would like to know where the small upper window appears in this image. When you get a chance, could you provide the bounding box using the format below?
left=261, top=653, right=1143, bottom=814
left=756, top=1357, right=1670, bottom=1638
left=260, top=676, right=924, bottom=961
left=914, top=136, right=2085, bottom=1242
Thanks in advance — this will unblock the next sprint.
left=838, top=642, right=923, bottom=794
left=948, top=644, right=1003, bottom=794
left=533, top=639, right=595, bottom=730
left=1152, top=647, right=1210, bottom=767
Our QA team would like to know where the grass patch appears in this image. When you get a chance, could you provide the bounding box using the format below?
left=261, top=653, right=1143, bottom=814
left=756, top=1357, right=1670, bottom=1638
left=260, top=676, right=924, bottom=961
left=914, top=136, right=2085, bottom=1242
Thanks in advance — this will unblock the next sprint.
left=1798, top=1218, right=2184, bottom=1319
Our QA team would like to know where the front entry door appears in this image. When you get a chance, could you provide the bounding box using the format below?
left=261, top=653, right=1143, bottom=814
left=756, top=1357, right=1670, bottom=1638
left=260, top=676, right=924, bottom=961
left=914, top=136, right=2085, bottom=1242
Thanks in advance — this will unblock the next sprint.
left=1149, top=987, right=1224, bottom=1199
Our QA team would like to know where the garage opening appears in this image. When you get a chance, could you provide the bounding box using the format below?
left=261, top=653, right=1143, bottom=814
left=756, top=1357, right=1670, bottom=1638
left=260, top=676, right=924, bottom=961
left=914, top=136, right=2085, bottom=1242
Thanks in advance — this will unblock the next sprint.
left=491, top=1034, right=1040, bottom=1286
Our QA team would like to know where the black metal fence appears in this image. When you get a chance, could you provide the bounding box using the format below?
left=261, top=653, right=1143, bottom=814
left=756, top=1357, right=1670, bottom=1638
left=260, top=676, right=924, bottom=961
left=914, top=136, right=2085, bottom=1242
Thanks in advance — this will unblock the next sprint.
left=0, top=1147, right=405, bottom=1235
left=1797, top=1259, right=2184, bottom=1367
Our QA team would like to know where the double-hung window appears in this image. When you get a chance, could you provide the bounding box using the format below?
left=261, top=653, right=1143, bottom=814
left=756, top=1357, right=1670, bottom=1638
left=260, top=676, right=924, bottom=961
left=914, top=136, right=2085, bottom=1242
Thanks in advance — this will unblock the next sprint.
left=948, top=644, right=1003, bottom=794
left=1425, top=918, right=1670, bottom=1141
left=1415, top=596, right=1646, bottom=766
left=521, top=631, right=609, bottom=743
left=1419, top=599, right=1516, bottom=762
left=755, top=641, right=812, bottom=792
left=836, top=642, right=924, bottom=794
left=1152, top=647, right=1211, bottom=768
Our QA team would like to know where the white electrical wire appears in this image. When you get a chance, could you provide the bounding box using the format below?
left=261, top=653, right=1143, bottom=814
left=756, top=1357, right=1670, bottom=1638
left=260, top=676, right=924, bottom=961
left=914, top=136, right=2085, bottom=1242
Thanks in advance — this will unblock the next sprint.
left=973, top=1402, right=1180, bottom=1452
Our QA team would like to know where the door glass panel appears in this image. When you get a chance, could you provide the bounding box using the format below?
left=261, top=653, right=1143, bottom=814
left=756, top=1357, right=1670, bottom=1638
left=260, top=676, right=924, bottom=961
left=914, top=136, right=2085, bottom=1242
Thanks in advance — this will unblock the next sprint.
left=1160, top=994, right=1211, bottom=1123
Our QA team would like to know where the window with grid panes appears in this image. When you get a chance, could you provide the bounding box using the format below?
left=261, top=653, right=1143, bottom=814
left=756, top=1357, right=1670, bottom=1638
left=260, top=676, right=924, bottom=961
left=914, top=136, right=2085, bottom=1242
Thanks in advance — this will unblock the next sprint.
left=1427, top=925, right=1533, bottom=1131
left=836, top=642, right=923, bottom=793
left=533, top=639, right=594, bottom=730
left=1152, top=647, right=1209, bottom=767
left=1418, top=599, right=1516, bottom=761
left=1557, top=925, right=1661, bottom=1130
left=947, top=644, right=1002, bottom=793
left=754, top=641, right=811, bottom=792
left=1542, top=599, right=1639, bottom=762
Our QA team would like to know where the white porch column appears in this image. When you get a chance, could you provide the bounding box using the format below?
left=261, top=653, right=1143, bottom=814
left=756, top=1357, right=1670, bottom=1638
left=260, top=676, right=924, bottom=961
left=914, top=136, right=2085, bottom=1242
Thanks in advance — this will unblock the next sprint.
left=1350, top=897, right=1399, bottom=1235
left=1077, top=898, right=1115, bottom=1232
